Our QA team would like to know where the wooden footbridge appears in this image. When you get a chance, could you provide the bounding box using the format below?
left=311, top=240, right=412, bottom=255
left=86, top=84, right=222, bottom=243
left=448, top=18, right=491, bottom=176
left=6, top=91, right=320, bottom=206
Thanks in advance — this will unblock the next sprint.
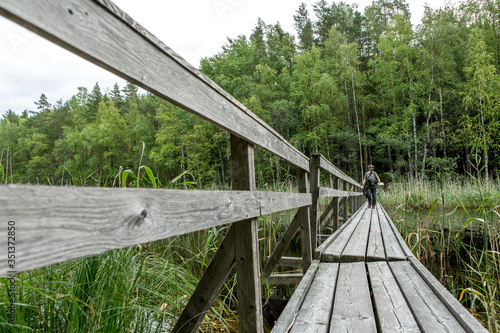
left=0, top=1, right=488, bottom=332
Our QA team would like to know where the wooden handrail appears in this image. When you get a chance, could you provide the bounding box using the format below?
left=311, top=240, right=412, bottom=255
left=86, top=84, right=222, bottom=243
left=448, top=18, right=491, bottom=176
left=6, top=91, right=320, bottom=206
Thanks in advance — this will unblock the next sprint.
left=0, top=0, right=309, bottom=170
left=0, top=186, right=311, bottom=274
left=0, top=2, right=366, bottom=332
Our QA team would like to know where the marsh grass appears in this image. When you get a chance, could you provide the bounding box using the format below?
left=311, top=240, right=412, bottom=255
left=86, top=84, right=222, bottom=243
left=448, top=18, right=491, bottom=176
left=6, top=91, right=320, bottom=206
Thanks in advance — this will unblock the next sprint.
left=380, top=178, right=500, bottom=210
left=383, top=177, right=500, bottom=332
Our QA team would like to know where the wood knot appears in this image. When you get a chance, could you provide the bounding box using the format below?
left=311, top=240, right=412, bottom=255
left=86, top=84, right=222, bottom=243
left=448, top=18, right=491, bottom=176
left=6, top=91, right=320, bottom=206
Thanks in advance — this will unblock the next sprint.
left=127, top=209, right=149, bottom=229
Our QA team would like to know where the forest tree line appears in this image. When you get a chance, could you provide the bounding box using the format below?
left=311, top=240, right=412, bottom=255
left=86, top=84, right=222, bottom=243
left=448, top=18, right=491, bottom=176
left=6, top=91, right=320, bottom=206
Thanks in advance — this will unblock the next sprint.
left=1, top=0, right=500, bottom=188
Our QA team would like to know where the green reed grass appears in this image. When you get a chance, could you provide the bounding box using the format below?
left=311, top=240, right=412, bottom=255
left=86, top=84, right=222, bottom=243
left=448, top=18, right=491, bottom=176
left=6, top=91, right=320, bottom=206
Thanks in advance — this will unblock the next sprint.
left=383, top=177, right=500, bottom=332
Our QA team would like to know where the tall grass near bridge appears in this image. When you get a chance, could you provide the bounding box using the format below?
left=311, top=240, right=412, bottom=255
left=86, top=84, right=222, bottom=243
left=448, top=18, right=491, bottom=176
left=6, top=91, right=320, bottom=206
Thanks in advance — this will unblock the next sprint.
left=382, top=176, right=500, bottom=332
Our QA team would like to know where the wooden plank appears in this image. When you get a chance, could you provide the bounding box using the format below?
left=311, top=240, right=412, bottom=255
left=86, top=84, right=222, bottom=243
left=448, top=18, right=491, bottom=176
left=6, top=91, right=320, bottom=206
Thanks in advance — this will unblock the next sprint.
left=330, top=262, right=377, bottom=333
left=341, top=208, right=372, bottom=262
left=0, top=185, right=310, bottom=274
left=0, top=0, right=309, bottom=170
left=289, top=263, right=339, bottom=332
left=309, top=155, right=320, bottom=251
left=331, top=176, right=340, bottom=231
left=317, top=154, right=362, bottom=188
left=230, top=135, right=263, bottom=333
left=319, top=187, right=364, bottom=198
left=173, top=225, right=236, bottom=332
left=271, top=261, right=320, bottom=333
left=366, top=206, right=386, bottom=261
left=379, top=205, right=414, bottom=258
left=342, top=181, right=348, bottom=223
left=320, top=206, right=367, bottom=262
left=267, top=273, right=304, bottom=285
left=408, top=257, right=488, bottom=333
left=319, top=197, right=337, bottom=226
left=389, top=261, right=467, bottom=333
left=277, top=257, right=302, bottom=267
left=377, top=205, right=407, bottom=261
left=262, top=211, right=301, bottom=277
left=367, top=262, right=420, bottom=333
left=298, top=168, right=312, bottom=273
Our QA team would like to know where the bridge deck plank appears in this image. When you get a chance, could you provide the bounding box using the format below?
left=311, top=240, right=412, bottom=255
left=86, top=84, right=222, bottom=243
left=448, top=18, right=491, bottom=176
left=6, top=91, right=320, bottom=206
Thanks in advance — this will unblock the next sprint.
left=273, top=205, right=487, bottom=333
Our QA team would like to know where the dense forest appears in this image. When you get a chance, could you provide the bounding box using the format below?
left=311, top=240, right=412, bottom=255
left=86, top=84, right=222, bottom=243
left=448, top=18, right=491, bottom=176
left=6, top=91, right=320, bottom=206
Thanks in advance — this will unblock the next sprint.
left=1, top=0, right=500, bottom=187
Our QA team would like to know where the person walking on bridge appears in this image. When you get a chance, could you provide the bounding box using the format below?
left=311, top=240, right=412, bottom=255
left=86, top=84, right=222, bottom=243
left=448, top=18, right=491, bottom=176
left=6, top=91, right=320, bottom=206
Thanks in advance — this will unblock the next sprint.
left=363, top=165, right=381, bottom=209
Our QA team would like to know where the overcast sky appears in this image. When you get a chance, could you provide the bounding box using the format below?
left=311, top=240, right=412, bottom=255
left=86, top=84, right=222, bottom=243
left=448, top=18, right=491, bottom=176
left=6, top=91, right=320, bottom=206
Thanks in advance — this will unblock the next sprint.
left=0, top=0, right=451, bottom=114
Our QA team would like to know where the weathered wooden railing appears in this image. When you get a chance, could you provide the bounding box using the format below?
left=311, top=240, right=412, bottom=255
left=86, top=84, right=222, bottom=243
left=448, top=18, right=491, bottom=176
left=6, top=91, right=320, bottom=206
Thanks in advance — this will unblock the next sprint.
left=0, top=1, right=363, bottom=332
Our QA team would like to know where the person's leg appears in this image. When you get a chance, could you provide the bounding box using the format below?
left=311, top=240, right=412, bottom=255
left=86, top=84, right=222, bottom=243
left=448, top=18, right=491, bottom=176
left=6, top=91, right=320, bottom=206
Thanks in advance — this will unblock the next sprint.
left=367, top=186, right=373, bottom=207
left=372, top=186, right=377, bottom=207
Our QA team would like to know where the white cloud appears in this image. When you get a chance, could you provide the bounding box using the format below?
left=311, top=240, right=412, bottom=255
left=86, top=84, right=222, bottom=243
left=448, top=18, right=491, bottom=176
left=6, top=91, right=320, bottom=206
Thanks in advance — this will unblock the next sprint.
left=0, top=0, right=450, bottom=113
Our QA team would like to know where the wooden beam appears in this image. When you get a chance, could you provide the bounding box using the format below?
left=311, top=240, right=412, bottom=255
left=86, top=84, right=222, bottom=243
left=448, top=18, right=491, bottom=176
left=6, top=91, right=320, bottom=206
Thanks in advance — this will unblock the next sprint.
left=342, top=181, right=348, bottom=223
left=297, top=168, right=312, bottom=273
left=317, top=155, right=362, bottom=188
left=331, top=175, right=340, bottom=232
left=262, top=211, right=301, bottom=277
left=276, top=256, right=302, bottom=267
left=266, top=273, right=304, bottom=285
left=309, top=155, right=320, bottom=251
left=271, top=261, right=320, bottom=332
left=0, top=0, right=309, bottom=170
left=230, top=135, right=263, bottom=333
left=319, top=197, right=337, bottom=226
left=0, top=185, right=310, bottom=274
left=172, top=226, right=236, bottom=333
left=318, top=187, right=363, bottom=198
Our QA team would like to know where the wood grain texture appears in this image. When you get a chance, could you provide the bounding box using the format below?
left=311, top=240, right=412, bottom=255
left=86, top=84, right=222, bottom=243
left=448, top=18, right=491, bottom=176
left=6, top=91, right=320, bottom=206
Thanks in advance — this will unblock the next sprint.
left=276, top=257, right=303, bottom=267
left=289, top=263, right=339, bottom=333
left=367, top=262, right=420, bottom=333
left=379, top=205, right=414, bottom=258
left=316, top=204, right=367, bottom=261
left=331, top=176, right=340, bottom=232
left=230, top=135, right=264, bottom=333
left=366, top=207, right=386, bottom=261
left=377, top=205, right=407, bottom=261
left=316, top=154, right=362, bottom=188
left=267, top=273, right=304, bottom=285
left=321, top=206, right=366, bottom=262
left=0, top=185, right=310, bottom=274
left=330, top=262, right=377, bottom=333
left=298, top=168, right=312, bottom=273
left=309, top=155, right=320, bottom=251
left=390, top=261, right=466, bottom=333
left=173, top=225, right=236, bottom=333
left=341, top=208, right=372, bottom=262
left=0, top=0, right=309, bottom=170
left=408, top=257, right=488, bottom=333
left=271, top=261, right=320, bottom=333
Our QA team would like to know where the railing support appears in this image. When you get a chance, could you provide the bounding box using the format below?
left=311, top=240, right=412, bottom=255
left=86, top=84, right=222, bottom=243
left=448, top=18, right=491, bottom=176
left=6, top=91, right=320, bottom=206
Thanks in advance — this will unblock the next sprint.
left=309, top=155, right=320, bottom=251
left=331, top=175, right=340, bottom=231
left=298, top=168, right=312, bottom=272
left=230, top=134, right=264, bottom=333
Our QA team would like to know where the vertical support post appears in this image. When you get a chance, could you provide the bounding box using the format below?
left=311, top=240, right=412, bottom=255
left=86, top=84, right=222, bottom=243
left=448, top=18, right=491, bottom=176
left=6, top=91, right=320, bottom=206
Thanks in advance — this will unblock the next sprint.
left=332, top=175, right=339, bottom=232
left=348, top=185, right=354, bottom=217
left=342, top=180, right=348, bottom=223
left=230, top=134, right=263, bottom=333
left=297, top=168, right=312, bottom=272
left=309, top=154, right=320, bottom=252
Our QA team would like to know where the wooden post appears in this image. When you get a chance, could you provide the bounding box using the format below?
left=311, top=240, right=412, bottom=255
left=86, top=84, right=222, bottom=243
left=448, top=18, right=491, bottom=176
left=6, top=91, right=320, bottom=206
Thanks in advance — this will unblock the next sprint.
left=332, top=175, right=339, bottom=232
left=230, top=134, right=264, bottom=333
left=342, top=180, right=348, bottom=223
left=309, top=154, right=320, bottom=251
left=298, top=168, right=312, bottom=272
